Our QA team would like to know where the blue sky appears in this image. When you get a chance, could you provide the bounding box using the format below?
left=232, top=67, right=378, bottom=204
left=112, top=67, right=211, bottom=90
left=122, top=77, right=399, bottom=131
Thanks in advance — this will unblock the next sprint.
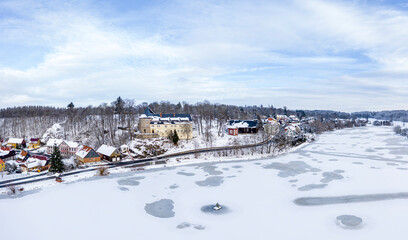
left=1, top=0, right=408, bottom=112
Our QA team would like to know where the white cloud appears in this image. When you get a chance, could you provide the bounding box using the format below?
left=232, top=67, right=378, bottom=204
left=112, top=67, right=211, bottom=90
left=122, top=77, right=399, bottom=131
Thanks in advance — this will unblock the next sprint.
left=0, top=0, right=408, bottom=111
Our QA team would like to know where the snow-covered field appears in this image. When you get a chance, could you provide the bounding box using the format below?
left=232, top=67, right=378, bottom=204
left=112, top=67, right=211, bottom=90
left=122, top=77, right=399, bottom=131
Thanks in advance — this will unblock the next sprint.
left=2, top=125, right=408, bottom=240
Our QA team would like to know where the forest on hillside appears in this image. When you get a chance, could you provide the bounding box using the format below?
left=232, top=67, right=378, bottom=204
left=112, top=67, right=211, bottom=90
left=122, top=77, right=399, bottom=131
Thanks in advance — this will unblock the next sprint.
left=0, top=98, right=354, bottom=147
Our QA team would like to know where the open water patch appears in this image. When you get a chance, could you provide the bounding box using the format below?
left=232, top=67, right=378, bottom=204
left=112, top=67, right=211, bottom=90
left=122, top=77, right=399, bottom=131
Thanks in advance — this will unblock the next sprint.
left=294, top=192, right=408, bottom=206
left=201, top=165, right=223, bottom=175
left=201, top=204, right=230, bottom=215
left=336, top=215, right=363, bottom=229
left=169, top=184, right=179, bottom=189
left=321, top=172, right=344, bottom=183
left=118, top=187, right=129, bottom=191
left=196, top=176, right=224, bottom=187
left=117, top=176, right=145, bottom=186
left=177, top=172, right=195, bottom=176
left=298, top=184, right=327, bottom=191
left=263, top=161, right=321, bottom=178
left=145, top=199, right=175, bottom=218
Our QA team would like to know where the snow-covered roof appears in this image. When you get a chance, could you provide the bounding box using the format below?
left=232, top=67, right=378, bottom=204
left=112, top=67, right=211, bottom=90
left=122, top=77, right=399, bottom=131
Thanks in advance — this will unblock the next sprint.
left=75, top=145, right=94, bottom=158
left=8, top=138, right=24, bottom=144
left=65, top=141, right=79, bottom=148
left=46, top=139, right=64, bottom=147
left=25, top=157, right=46, bottom=169
left=96, top=144, right=117, bottom=156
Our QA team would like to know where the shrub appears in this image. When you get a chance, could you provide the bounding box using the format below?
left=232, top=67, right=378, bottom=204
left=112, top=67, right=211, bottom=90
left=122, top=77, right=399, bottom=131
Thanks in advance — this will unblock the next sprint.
left=7, top=185, right=17, bottom=195
left=96, top=166, right=110, bottom=176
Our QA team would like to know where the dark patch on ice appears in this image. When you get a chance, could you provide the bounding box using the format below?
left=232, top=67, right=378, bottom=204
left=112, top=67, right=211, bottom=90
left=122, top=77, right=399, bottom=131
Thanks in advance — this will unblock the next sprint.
left=365, top=148, right=376, bottom=152
left=169, top=184, right=179, bottom=189
left=118, top=187, right=129, bottom=191
left=254, top=162, right=262, bottom=165
left=177, top=172, right=195, bottom=176
left=329, top=159, right=338, bottom=161
left=0, top=188, right=42, bottom=200
left=336, top=215, right=363, bottom=229
left=352, top=162, right=363, bottom=165
left=226, top=175, right=236, bottom=178
left=201, top=205, right=230, bottom=215
left=117, top=176, right=145, bottom=186
left=231, top=165, right=243, bottom=169
left=294, top=192, right=408, bottom=206
left=397, top=168, right=408, bottom=170
left=222, top=168, right=229, bottom=171
left=321, top=172, right=344, bottom=183
left=263, top=161, right=321, bottom=178
left=387, top=162, right=399, bottom=166
left=291, top=184, right=297, bottom=187
left=370, top=166, right=381, bottom=169
left=194, top=225, right=206, bottom=230
left=145, top=199, right=175, bottom=218
left=177, top=222, right=191, bottom=229
left=289, top=179, right=298, bottom=183
left=298, top=184, right=327, bottom=191
left=195, top=176, right=224, bottom=187
left=312, top=173, right=318, bottom=175
left=201, top=165, right=223, bottom=175
left=334, top=170, right=345, bottom=173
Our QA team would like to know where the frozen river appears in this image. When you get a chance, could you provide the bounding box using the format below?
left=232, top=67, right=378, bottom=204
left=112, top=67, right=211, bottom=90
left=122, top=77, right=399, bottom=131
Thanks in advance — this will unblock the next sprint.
left=2, top=125, right=408, bottom=240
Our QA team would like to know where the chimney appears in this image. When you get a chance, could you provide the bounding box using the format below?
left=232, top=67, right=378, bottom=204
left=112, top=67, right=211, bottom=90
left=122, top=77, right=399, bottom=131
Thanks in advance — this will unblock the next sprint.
left=160, top=113, right=162, bottom=117
left=174, top=113, right=175, bottom=117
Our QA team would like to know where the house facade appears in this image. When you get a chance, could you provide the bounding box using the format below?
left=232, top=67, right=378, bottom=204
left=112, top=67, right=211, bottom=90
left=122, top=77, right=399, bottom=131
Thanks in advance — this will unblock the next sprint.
left=0, top=159, right=4, bottom=172
left=17, top=150, right=30, bottom=162
left=0, top=150, right=16, bottom=161
left=28, top=138, right=41, bottom=149
left=7, top=138, right=26, bottom=149
left=75, top=145, right=101, bottom=165
left=59, top=141, right=79, bottom=158
left=46, top=139, right=64, bottom=154
left=227, top=126, right=238, bottom=136
left=227, top=120, right=259, bottom=134
left=138, top=108, right=193, bottom=140
left=97, top=144, right=121, bottom=162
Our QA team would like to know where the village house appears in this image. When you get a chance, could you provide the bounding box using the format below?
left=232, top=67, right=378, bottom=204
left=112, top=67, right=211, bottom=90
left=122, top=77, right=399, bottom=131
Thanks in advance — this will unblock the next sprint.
left=28, top=138, right=41, bottom=149
left=7, top=138, right=26, bottom=149
left=97, top=144, right=121, bottom=162
left=21, top=156, right=49, bottom=172
left=264, top=118, right=282, bottom=135
left=120, top=144, right=129, bottom=154
left=17, top=150, right=30, bottom=162
left=59, top=141, right=80, bottom=158
left=75, top=145, right=101, bottom=165
left=227, top=120, right=259, bottom=134
left=138, top=108, right=193, bottom=140
left=0, top=159, right=5, bottom=172
left=46, top=139, right=64, bottom=154
left=0, top=150, right=16, bottom=161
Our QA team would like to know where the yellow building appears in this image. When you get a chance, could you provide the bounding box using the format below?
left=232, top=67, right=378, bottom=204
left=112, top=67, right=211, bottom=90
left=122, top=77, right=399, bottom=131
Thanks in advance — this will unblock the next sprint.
left=7, top=138, right=26, bottom=149
left=150, top=122, right=193, bottom=140
left=138, top=108, right=193, bottom=140
left=28, top=138, right=41, bottom=149
left=0, top=159, right=5, bottom=172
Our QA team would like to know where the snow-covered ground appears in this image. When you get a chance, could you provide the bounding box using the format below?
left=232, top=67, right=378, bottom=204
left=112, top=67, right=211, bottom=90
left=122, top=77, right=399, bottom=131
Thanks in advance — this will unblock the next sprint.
left=2, top=125, right=408, bottom=240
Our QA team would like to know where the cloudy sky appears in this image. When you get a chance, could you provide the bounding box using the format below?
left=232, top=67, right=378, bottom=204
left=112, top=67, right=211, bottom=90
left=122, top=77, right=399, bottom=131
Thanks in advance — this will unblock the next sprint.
left=1, top=0, right=408, bottom=112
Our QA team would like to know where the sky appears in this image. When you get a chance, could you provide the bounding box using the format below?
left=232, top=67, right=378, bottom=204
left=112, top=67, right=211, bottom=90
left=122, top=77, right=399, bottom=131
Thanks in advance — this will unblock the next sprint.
left=1, top=0, right=408, bottom=112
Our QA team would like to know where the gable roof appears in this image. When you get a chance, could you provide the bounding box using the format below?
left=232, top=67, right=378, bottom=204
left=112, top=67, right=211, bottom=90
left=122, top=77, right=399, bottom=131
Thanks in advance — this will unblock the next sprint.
left=76, top=145, right=96, bottom=159
left=64, top=141, right=79, bottom=148
left=30, top=138, right=40, bottom=143
left=144, top=107, right=155, bottom=116
left=8, top=138, right=24, bottom=144
left=25, top=157, right=47, bottom=169
left=46, top=139, right=64, bottom=147
left=96, top=144, right=118, bottom=156
left=228, top=120, right=258, bottom=128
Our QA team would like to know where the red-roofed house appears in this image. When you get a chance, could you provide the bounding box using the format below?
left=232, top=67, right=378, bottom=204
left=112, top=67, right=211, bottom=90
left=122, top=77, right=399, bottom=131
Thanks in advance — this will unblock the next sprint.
left=75, top=146, right=101, bottom=165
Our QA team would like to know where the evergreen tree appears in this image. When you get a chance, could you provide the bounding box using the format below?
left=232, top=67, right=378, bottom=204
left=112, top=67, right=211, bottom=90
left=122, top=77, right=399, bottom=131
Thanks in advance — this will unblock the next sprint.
left=172, top=130, right=179, bottom=145
left=49, top=145, right=64, bottom=173
left=113, top=96, right=125, bottom=114
left=67, top=102, right=75, bottom=109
